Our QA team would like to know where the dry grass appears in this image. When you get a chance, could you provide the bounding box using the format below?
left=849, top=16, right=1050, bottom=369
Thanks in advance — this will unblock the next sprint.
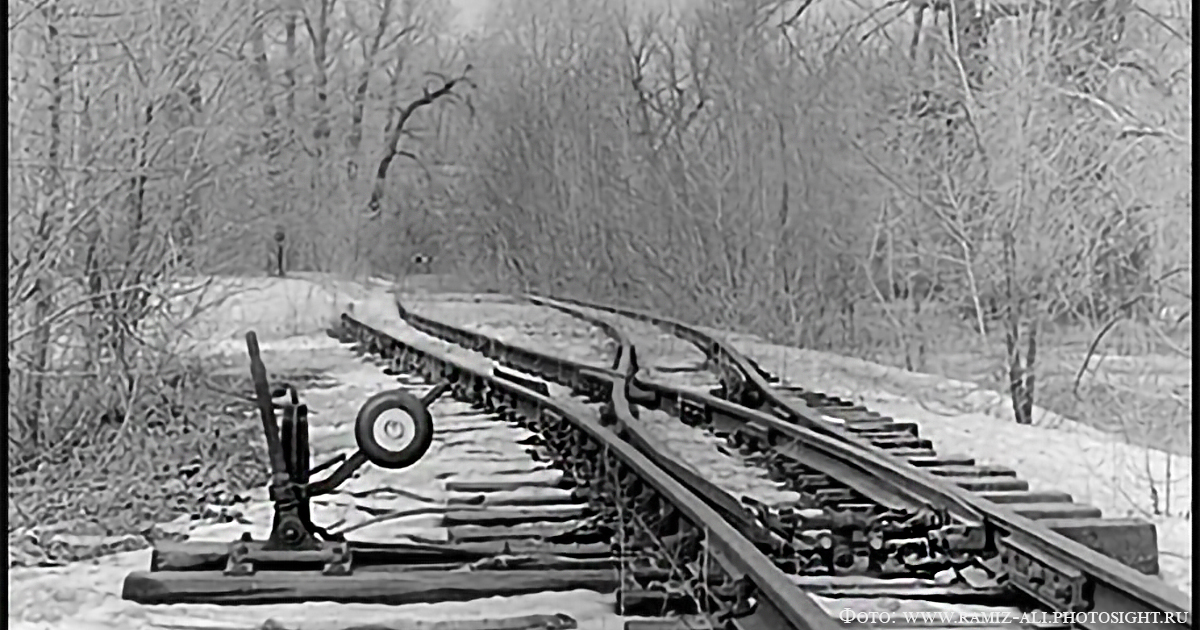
left=7, top=367, right=276, bottom=565
left=7, top=275, right=391, bottom=566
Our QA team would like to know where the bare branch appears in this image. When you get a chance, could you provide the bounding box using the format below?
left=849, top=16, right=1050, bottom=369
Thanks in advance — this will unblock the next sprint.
left=365, top=65, right=473, bottom=220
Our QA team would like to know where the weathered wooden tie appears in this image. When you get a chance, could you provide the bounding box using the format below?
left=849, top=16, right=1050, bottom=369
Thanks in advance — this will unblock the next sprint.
left=122, top=569, right=626, bottom=606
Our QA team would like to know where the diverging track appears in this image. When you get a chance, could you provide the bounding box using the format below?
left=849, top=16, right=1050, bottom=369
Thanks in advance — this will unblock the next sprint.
left=177, top=293, right=1190, bottom=630
left=338, top=301, right=838, bottom=630
left=523, top=295, right=1192, bottom=630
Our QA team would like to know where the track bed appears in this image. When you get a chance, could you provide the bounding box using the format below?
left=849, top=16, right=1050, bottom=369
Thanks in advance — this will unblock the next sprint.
left=394, top=297, right=1121, bottom=627
left=107, top=291, right=1188, bottom=630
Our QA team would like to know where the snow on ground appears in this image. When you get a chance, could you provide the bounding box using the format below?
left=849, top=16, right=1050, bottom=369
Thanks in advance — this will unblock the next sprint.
left=10, top=336, right=627, bottom=629
left=403, top=297, right=620, bottom=368
left=145, top=274, right=396, bottom=351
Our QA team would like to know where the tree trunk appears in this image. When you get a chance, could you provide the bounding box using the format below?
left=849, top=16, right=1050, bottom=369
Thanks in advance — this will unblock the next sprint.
left=250, top=0, right=285, bottom=273
left=951, top=0, right=992, bottom=89
left=306, top=0, right=333, bottom=141
left=249, top=3, right=279, bottom=124
left=910, top=279, right=927, bottom=372
left=26, top=3, right=66, bottom=455
left=776, top=118, right=791, bottom=295
left=367, top=70, right=466, bottom=219
left=1002, top=232, right=1036, bottom=425
left=347, top=0, right=396, bottom=180
left=167, top=2, right=203, bottom=267
left=285, top=6, right=296, bottom=116
left=1004, top=317, right=1038, bottom=425
left=124, top=102, right=152, bottom=302
left=1021, top=318, right=1038, bottom=422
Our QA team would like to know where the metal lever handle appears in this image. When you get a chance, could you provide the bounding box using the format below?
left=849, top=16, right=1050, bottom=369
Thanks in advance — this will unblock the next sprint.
left=246, top=332, right=290, bottom=486
left=310, top=453, right=347, bottom=477
left=308, top=451, right=369, bottom=496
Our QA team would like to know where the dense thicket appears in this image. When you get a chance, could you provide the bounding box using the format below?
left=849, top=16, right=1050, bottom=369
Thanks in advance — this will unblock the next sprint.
left=7, top=0, right=1192, bottom=535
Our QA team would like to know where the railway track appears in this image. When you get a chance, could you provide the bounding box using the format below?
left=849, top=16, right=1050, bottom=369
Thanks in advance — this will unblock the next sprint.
left=126, top=306, right=836, bottom=628
left=344, top=304, right=839, bottom=629
left=519, top=295, right=1193, bottom=629
left=544, top=297, right=1163, bottom=535
left=124, top=354, right=631, bottom=611
left=122, top=292, right=1191, bottom=630
left=392, top=294, right=1192, bottom=629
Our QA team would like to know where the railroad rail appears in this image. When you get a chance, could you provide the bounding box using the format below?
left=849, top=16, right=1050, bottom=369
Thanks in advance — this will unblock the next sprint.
left=366, top=302, right=1032, bottom=627
left=371, top=304, right=846, bottom=629
left=527, top=294, right=1192, bottom=630
left=124, top=314, right=847, bottom=629
left=122, top=293, right=1191, bottom=630
left=391, top=300, right=1033, bottom=624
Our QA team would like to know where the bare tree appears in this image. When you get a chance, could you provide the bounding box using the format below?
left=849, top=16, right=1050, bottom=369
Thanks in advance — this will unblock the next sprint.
left=346, top=0, right=398, bottom=179
left=366, top=67, right=473, bottom=220
left=20, top=0, right=66, bottom=455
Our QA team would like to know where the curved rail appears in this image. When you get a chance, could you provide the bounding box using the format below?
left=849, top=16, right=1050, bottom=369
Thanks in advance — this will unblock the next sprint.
left=534, top=295, right=1192, bottom=630
left=348, top=309, right=850, bottom=630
